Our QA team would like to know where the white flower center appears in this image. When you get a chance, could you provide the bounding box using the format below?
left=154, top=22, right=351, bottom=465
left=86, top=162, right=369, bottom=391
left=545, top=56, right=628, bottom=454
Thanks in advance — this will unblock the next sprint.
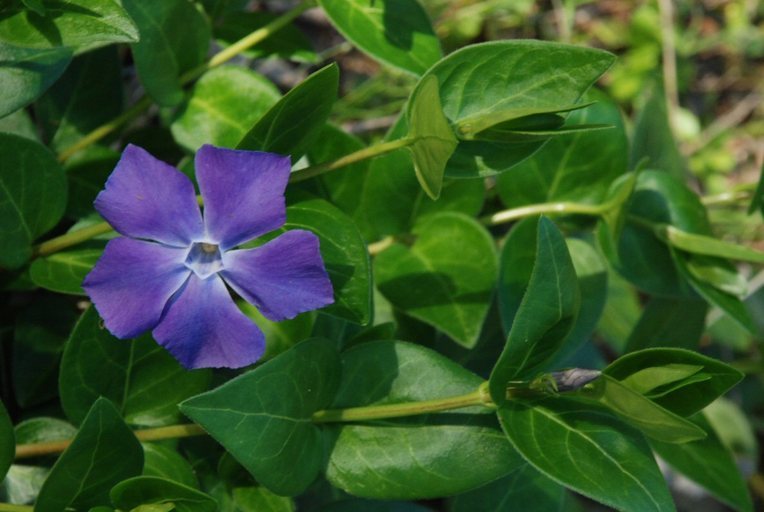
left=185, top=242, right=223, bottom=279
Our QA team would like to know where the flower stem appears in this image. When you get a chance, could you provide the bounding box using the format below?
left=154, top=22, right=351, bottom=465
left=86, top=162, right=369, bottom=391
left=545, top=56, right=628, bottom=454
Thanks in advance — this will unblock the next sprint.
left=55, top=3, right=312, bottom=163
left=481, top=200, right=606, bottom=226
left=0, top=504, right=33, bottom=511
left=311, top=382, right=494, bottom=423
left=33, top=221, right=114, bottom=257
left=289, top=137, right=414, bottom=183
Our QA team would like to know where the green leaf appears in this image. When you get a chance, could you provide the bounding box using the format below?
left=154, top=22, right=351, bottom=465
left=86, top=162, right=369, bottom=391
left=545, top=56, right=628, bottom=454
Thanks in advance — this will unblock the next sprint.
left=0, top=108, right=39, bottom=141
left=412, top=40, right=614, bottom=178
left=171, top=66, right=280, bottom=152
left=122, top=0, right=210, bottom=107
left=285, top=197, right=372, bottom=325
left=29, top=247, right=102, bottom=295
left=490, top=217, right=579, bottom=404
left=63, top=146, right=120, bottom=220
left=0, top=0, right=139, bottom=54
left=449, top=464, right=579, bottom=512
left=0, top=400, right=13, bottom=481
left=0, top=465, right=49, bottom=505
left=237, top=63, right=338, bottom=159
left=15, top=416, right=77, bottom=444
left=375, top=212, right=498, bottom=347
left=13, top=296, right=76, bottom=407
left=35, top=398, right=144, bottom=512
left=36, top=47, right=123, bottom=152
left=496, top=90, right=627, bottom=209
left=604, top=348, right=743, bottom=417
left=747, top=160, right=764, bottom=216
left=318, top=0, right=441, bottom=76
left=660, top=224, right=764, bottom=264
left=229, top=486, right=295, bottom=512
left=652, top=415, right=752, bottom=512
left=624, top=297, right=708, bottom=352
left=323, top=500, right=429, bottom=512
left=497, top=398, right=674, bottom=512
left=575, top=375, right=706, bottom=443
left=0, top=43, right=72, bottom=119
left=59, top=308, right=212, bottom=426
left=142, top=444, right=198, bottom=489
left=180, top=338, right=342, bottom=496
left=241, top=303, right=315, bottom=360
left=215, top=11, right=317, bottom=63
left=405, top=75, right=458, bottom=199
left=326, top=341, right=523, bottom=499
left=0, top=133, right=67, bottom=270
left=110, top=476, right=217, bottom=512
left=21, top=0, right=46, bottom=16
left=684, top=255, right=747, bottom=297
left=630, top=81, right=685, bottom=178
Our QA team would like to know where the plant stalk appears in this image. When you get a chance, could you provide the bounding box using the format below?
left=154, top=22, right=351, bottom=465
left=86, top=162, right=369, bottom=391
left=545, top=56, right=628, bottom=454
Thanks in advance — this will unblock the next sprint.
left=482, top=201, right=605, bottom=226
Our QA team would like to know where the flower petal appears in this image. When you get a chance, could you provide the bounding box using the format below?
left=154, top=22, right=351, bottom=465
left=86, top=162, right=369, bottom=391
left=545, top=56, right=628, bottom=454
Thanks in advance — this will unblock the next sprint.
left=221, top=229, right=334, bottom=322
left=95, top=144, right=204, bottom=246
left=152, top=274, right=265, bottom=369
left=83, top=237, right=190, bottom=339
left=196, top=144, right=290, bottom=249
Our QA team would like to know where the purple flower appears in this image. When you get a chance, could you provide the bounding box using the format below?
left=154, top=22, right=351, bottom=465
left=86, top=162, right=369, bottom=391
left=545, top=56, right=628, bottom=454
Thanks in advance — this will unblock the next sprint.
left=83, top=144, right=334, bottom=369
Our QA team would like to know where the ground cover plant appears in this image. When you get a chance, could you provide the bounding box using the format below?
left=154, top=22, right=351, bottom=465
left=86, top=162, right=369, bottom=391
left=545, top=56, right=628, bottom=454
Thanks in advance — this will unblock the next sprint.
left=0, top=0, right=762, bottom=510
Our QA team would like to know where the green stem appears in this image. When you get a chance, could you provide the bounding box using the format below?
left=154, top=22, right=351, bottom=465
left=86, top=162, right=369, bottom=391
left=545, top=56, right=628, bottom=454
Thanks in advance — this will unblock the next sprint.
left=290, top=137, right=414, bottom=183
left=701, top=189, right=752, bottom=207
left=33, top=221, right=114, bottom=257
left=55, top=3, right=312, bottom=163
left=312, top=382, right=494, bottom=423
left=0, top=504, right=33, bottom=511
left=481, top=201, right=606, bottom=226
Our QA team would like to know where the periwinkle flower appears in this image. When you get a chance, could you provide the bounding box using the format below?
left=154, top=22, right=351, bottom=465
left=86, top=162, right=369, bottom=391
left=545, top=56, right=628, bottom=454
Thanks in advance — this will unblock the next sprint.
left=83, top=144, right=334, bottom=369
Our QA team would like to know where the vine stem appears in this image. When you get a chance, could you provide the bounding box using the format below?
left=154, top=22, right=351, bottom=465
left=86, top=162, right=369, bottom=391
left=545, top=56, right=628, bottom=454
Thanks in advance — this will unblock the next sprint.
left=0, top=504, right=32, bottom=511
left=55, top=2, right=312, bottom=164
left=481, top=201, right=605, bottom=226
left=13, top=385, right=494, bottom=459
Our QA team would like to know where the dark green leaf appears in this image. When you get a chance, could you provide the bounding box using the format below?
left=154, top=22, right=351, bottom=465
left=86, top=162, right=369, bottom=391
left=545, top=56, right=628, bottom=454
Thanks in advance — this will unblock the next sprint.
left=318, top=0, right=441, bottom=76
left=413, top=40, right=614, bottom=178
left=237, top=63, right=338, bottom=159
left=0, top=133, right=66, bottom=269
left=405, top=75, right=458, bottom=199
left=449, top=464, right=580, bottom=512
left=171, top=66, right=280, bottom=152
left=0, top=108, right=39, bottom=141
left=624, top=297, right=708, bottom=352
left=651, top=415, right=752, bottom=512
left=29, top=247, right=102, bottom=295
left=490, top=217, right=579, bottom=404
left=63, top=146, right=119, bottom=220
left=14, top=416, right=76, bottom=445
left=326, top=341, right=523, bottom=499
left=604, top=348, right=743, bottom=416
left=241, top=303, right=315, bottom=360
left=35, top=398, right=144, bottom=512
left=0, top=0, right=139, bottom=54
left=630, top=81, right=685, bottom=178
left=110, top=476, right=216, bottom=512
left=35, top=47, right=123, bottom=152
left=375, top=212, right=498, bottom=347
left=497, top=398, right=674, bottom=511
left=0, top=43, right=72, bottom=118
left=215, top=12, right=317, bottom=63
left=285, top=197, right=372, bottom=325
left=142, top=444, right=198, bottom=489
left=180, top=338, right=342, bottom=496
left=0, top=400, right=13, bottom=481
left=21, top=0, right=46, bottom=16
left=323, top=500, right=430, bottom=512
left=122, top=0, right=210, bottom=106
left=59, top=308, right=212, bottom=426
left=496, top=89, right=627, bottom=208
left=747, top=160, right=764, bottom=216
left=230, top=486, right=295, bottom=512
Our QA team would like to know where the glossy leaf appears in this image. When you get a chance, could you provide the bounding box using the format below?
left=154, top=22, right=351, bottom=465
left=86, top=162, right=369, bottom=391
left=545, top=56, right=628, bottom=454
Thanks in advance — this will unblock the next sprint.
left=237, top=63, right=338, bottom=159
left=122, top=0, right=211, bottom=107
left=624, top=297, right=708, bottom=352
left=449, top=464, right=579, bottom=512
left=630, top=81, right=685, bottom=178
left=241, top=303, right=315, bottom=359
left=29, top=247, right=102, bottom=295
left=142, top=444, right=199, bottom=489
left=405, top=75, right=458, bottom=199
left=375, top=212, right=498, bottom=347
left=496, top=89, right=627, bottom=208
left=230, top=486, right=295, bottom=512
left=326, top=341, right=523, bottom=499
left=575, top=375, right=706, bottom=443
left=412, top=40, right=614, bottom=178
left=180, top=338, right=342, bottom=496
left=318, top=0, right=441, bottom=76
left=490, top=217, right=579, bottom=405
left=0, top=43, right=72, bottom=119
left=0, top=133, right=66, bottom=269
left=498, top=398, right=674, bottom=511
left=285, top=197, right=372, bottom=325
left=35, top=398, right=144, bottom=512
left=110, top=476, right=217, bottom=512
left=215, top=11, right=317, bottom=63
left=171, top=66, right=280, bottom=152
left=604, top=348, right=744, bottom=417
left=59, top=308, right=212, bottom=426
left=651, top=415, right=753, bottom=512
left=0, top=0, right=139, bottom=54
left=0, top=400, right=13, bottom=481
